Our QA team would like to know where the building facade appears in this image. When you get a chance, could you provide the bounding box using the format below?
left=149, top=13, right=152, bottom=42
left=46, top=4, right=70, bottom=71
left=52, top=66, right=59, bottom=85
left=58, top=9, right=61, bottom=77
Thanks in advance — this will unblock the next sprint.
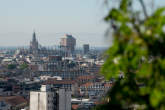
left=83, top=44, right=89, bottom=54
left=30, top=85, right=71, bottom=110
left=80, top=82, right=112, bottom=97
left=60, top=34, right=76, bottom=54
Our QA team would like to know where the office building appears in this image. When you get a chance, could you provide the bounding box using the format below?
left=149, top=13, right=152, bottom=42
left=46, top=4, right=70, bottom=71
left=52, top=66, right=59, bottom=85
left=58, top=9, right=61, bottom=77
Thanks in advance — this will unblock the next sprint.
left=60, top=34, right=76, bottom=54
left=83, top=44, right=89, bottom=54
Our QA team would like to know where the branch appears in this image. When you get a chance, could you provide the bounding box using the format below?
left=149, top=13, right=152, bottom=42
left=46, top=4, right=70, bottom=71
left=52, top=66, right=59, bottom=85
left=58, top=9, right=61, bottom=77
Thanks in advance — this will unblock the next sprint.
left=139, top=0, right=148, bottom=18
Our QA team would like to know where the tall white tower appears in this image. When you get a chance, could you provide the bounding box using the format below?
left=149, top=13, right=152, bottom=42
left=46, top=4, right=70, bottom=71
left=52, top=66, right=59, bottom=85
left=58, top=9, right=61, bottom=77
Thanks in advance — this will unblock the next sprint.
left=30, top=85, right=71, bottom=110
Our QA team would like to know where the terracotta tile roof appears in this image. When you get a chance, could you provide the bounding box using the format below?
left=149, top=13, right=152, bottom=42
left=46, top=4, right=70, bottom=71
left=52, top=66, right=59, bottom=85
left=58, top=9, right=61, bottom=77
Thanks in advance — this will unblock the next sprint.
left=81, top=82, right=93, bottom=87
left=94, top=101, right=106, bottom=105
left=44, top=79, right=75, bottom=85
left=77, top=75, right=95, bottom=80
left=0, top=96, right=27, bottom=106
left=104, top=83, right=113, bottom=87
left=81, top=82, right=113, bottom=88
left=72, top=104, right=79, bottom=110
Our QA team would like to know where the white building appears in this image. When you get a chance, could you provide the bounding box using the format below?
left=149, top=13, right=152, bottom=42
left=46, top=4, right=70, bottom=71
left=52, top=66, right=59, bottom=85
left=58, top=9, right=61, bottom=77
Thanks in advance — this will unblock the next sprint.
left=80, top=82, right=112, bottom=97
left=30, top=85, right=71, bottom=110
left=58, top=89, right=71, bottom=110
left=40, top=76, right=62, bottom=81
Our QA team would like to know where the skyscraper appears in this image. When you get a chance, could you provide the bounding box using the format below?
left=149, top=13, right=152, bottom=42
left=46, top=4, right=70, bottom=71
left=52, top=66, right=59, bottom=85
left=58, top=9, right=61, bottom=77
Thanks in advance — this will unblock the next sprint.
left=83, top=44, right=89, bottom=54
left=60, top=34, right=76, bottom=54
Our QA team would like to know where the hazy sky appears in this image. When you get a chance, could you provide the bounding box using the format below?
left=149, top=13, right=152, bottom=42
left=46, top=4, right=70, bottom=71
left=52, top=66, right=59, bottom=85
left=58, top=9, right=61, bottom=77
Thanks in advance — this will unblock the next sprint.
left=0, top=0, right=165, bottom=47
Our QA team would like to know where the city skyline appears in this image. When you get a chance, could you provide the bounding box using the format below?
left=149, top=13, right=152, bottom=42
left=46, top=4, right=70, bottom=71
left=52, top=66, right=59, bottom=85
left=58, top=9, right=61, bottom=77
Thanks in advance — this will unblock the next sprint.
left=0, top=1, right=165, bottom=110
left=0, top=0, right=108, bottom=47
left=0, top=32, right=109, bottom=48
left=1, top=0, right=165, bottom=47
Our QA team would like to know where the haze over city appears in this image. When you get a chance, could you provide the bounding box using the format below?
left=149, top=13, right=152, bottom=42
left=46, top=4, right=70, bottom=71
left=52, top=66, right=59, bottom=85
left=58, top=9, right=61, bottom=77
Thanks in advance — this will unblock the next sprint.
left=1, top=0, right=165, bottom=47
left=0, top=0, right=109, bottom=47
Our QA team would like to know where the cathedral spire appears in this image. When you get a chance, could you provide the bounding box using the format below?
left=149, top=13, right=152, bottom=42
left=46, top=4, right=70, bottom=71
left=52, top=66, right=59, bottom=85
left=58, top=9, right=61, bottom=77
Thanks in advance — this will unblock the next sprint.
left=30, top=31, right=39, bottom=52
left=32, top=31, right=36, bottom=42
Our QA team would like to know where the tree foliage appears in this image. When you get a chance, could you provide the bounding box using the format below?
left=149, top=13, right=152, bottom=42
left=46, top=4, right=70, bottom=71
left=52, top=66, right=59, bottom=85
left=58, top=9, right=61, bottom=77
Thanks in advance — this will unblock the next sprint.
left=20, top=63, right=28, bottom=70
left=7, top=64, right=17, bottom=70
left=96, top=0, right=165, bottom=109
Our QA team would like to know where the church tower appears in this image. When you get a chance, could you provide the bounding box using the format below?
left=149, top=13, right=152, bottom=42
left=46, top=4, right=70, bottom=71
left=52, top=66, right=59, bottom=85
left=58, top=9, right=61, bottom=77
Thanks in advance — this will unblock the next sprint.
left=32, top=31, right=37, bottom=43
left=30, top=31, right=39, bottom=53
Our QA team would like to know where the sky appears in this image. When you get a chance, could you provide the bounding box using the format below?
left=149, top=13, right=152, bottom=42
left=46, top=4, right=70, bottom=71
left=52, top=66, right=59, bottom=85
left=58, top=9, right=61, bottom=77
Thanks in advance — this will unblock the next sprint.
left=0, top=0, right=109, bottom=47
left=0, top=0, right=165, bottom=47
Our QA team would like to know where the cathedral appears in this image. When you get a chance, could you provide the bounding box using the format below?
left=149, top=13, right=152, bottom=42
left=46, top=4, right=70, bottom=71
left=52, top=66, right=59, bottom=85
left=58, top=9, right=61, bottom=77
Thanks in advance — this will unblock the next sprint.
left=29, top=31, right=59, bottom=57
left=30, top=31, right=39, bottom=53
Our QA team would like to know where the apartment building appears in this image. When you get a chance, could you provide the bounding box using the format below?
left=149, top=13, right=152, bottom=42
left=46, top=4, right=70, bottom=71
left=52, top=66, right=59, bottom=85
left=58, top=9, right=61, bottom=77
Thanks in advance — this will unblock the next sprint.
left=30, top=85, right=71, bottom=110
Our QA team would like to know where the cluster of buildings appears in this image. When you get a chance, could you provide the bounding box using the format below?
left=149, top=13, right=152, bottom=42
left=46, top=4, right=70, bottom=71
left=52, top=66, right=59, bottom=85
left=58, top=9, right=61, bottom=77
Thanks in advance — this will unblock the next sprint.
left=0, top=32, right=111, bottom=110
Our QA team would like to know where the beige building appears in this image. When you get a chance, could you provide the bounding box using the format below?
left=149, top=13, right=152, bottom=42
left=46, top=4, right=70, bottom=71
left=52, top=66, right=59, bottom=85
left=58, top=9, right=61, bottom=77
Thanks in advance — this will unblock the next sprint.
left=30, top=85, right=71, bottom=110
left=60, top=34, right=76, bottom=53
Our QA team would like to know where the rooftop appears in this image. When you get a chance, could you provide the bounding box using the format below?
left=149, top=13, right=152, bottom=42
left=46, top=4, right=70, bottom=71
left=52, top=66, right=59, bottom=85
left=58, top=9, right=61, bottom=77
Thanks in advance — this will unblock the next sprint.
left=0, top=96, right=27, bottom=106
